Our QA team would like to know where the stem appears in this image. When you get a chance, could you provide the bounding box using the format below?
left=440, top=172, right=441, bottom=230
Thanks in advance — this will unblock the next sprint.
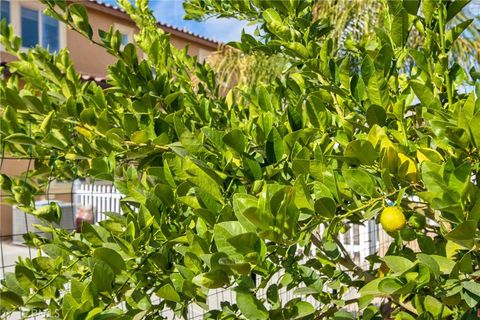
left=438, top=5, right=453, bottom=108
left=8, top=258, right=80, bottom=315
left=334, top=237, right=375, bottom=282
left=391, top=298, right=418, bottom=316
left=311, top=234, right=374, bottom=282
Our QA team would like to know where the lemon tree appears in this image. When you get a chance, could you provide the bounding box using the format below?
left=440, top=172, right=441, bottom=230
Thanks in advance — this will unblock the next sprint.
left=1, top=0, right=480, bottom=319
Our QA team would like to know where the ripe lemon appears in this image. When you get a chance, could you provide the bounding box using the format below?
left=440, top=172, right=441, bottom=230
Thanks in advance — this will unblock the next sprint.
left=380, top=206, right=406, bottom=232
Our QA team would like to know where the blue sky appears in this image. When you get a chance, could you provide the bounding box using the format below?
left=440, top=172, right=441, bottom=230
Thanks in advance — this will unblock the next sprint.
left=103, top=0, right=254, bottom=43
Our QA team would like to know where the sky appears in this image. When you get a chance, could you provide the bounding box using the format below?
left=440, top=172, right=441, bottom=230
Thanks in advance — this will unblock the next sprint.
left=103, top=0, right=255, bottom=43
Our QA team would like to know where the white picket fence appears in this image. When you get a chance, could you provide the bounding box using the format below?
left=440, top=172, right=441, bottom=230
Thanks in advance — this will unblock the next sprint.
left=73, top=181, right=123, bottom=223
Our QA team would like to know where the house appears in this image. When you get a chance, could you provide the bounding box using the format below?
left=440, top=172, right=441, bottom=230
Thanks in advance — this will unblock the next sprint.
left=0, top=0, right=220, bottom=238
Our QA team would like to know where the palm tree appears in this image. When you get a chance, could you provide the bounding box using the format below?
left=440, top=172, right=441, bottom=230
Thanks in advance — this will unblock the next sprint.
left=205, top=0, right=480, bottom=86
left=205, top=45, right=288, bottom=91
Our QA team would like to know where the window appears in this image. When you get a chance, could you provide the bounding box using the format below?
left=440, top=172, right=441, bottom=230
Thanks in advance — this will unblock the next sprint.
left=343, top=226, right=351, bottom=245
left=1, top=0, right=10, bottom=24
left=21, top=7, right=59, bottom=52
left=120, top=32, right=129, bottom=47
left=198, top=48, right=210, bottom=62
left=42, top=15, right=59, bottom=51
left=353, top=224, right=360, bottom=245
left=113, top=23, right=133, bottom=49
left=21, top=7, right=38, bottom=48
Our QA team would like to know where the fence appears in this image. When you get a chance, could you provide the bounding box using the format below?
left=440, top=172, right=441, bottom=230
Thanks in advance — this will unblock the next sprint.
left=73, top=180, right=123, bottom=223
left=0, top=179, right=393, bottom=319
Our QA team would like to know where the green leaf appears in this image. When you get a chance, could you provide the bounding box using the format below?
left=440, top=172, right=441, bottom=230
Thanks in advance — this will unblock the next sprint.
left=93, top=247, right=126, bottom=274
left=332, top=310, right=355, bottom=320
left=243, top=156, right=262, bottom=180
left=15, top=265, right=36, bottom=289
left=314, top=197, right=336, bottom=218
left=154, top=184, right=175, bottom=207
left=342, top=168, right=377, bottom=197
left=446, top=0, right=469, bottom=21
left=462, top=289, right=480, bottom=308
left=257, top=85, right=273, bottom=111
left=227, top=233, right=259, bottom=255
left=410, top=80, right=441, bottom=108
left=287, top=105, right=303, bottom=131
left=430, top=255, right=456, bottom=274
left=391, top=9, right=410, bottom=47
left=164, top=92, right=182, bottom=105
left=262, top=8, right=282, bottom=25
left=469, top=112, right=480, bottom=148
left=323, top=240, right=340, bottom=260
left=80, top=107, right=96, bottom=125
left=156, top=284, right=181, bottom=303
left=4, top=133, right=36, bottom=145
left=131, top=129, right=150, bottom=144
left=359, top=278, right=383, bottom=296
left=0, top=291, right=23, bottom=309
left=366, top=104, right=386, bottom=126
left=417, top=253, right=440, bottom=276
left=214, top=221, right=249, bottom=261
left=378, top=278, right=403, bottom=294
left=286, top=300, right=315, bottom=319
left=446, top=19, right=473, bottom=47
left=423, top=295, right=453, bottom=318
left=235, top=287, right=269, bottom=320
left=40, top=111, right=55, bottom=134
left=192, top=270, right=229, bottom=289
left=233, top=193, right=261, bottom=232
left=344, top=140, right=377, bottom=165
left=92, top=260, right=114, bottom=294
left=284, top=42, right=310, bottom=59
left=350, top=74, right=365, bottom=101
left=422, top=0, right=437, bottom=24
left=223, top=129, right=246, bottom=154
left=42, top=243, right=71, bottom=262
left=383, top=256, right=415, bottom=274
left=366, top=71, right=389, bottom=107
left=445, top=220, right=476, bottom=249
left=218, top=258, right=251, bottom=275
left=69, top=3, right=93, bottom=39
left=4, top=272, right=26, bottom=296
left=266, top=127, right=284, bottom=164
left=32, top=202, right=62, bottom=224
left=403, top=0, right=421, bottom=15
left=462, top=281, right=480, bottom=297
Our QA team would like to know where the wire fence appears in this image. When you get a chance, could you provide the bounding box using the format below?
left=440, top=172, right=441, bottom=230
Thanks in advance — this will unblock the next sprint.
left=0, top=158, right=397, bottom=319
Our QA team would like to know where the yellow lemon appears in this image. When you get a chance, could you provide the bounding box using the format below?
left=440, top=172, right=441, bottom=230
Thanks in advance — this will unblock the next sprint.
left=380, top=206, right=406, bottom=232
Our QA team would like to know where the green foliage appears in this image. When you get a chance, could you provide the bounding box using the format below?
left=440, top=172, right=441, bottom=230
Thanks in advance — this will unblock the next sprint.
left=0, top=0, right=480, bottom=319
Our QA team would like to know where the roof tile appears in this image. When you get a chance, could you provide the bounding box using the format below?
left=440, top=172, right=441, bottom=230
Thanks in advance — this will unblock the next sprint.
left=87, top=0, right=221, bottom=45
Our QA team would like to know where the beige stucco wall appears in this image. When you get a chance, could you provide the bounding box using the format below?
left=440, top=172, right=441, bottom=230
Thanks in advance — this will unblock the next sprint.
left=66, top=7, right=134, bottom=78
left=0, top=159, right=31, bottom=237
left=0, top=160, right=73, bottom=238
left=67, top=4, right=217, bottom=78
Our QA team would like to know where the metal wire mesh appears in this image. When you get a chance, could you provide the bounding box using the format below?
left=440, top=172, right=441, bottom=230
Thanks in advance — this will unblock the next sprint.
left=0, top=157, right=404, bottom=319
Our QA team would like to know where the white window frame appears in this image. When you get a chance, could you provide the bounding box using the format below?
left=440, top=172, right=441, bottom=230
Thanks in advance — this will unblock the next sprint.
left=9, top=1, right=66, bottom=51
left=198, top=48, right=210, bottom=62
left=0, top=0, right=10, bottom=52
left=1, top=0, right=10, bottom=24
left=113, top=23, right=133, bottom=48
